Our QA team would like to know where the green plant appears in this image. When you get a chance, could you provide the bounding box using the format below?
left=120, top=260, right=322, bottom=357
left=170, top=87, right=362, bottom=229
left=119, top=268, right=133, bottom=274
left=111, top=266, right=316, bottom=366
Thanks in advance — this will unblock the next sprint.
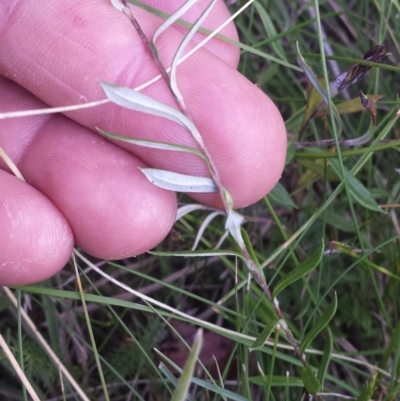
left=1, top=0, right=399, bottom=400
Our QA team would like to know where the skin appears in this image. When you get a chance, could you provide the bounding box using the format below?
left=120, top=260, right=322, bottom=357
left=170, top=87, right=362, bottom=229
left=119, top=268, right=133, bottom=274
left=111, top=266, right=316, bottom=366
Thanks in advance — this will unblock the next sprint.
left=0, top=0, right=287, bottom=286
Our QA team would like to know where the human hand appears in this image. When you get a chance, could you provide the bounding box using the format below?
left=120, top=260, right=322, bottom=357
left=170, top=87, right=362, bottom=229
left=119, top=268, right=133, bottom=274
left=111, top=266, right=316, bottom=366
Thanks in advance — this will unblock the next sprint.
left=0, top=0, right=287, bottom=286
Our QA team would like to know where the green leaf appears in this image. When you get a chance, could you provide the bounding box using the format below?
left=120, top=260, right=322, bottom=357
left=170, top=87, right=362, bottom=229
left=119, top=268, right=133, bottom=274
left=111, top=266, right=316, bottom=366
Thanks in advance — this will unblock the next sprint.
left=97, top=128, right=206, bottom=160
left=171, top=329, right=203, bottom=401
left=300, top=365, right=321, bottom=395
left=140, top=168, right=217, bottom=193
left=300, top=293, right=337, bottom=353
left=248, top=298, right=278, bottom=325
left=381, top=320, right=400, bottom=370
left=286, top=140, right=296, bottom=165
left=296, top=42, right=342, bottom=136
left=249, top=375, right=303, bottom=387
left=323, top=211, right=356, bottom=233
left=268, top=183, right=297, bottom=209
left=318, top=328, right=333, bottom=385
left=150, top=249, right=242, bottom=259
left=253, top=2, right=286, bottom=62
left=240, top=227, right=265, bottom=281
left=296, top=41, right=330, bottom=101
left=159, top=349, right=250, bottom=401
left=356, top=370, right=377, bottom=401
left=315, top=95, right=384, bottom=117
left=329, top=159, right=383, bottom=213
left=273, top=242, right=324, bottom=299
left=298, top=159, right=340, bottom=182
left=250, top=320, right=279, bottom=350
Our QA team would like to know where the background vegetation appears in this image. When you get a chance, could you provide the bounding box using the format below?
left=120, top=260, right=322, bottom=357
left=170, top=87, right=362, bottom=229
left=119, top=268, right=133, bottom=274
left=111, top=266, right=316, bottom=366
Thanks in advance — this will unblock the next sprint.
left=1, top=0, right=399, bottom=400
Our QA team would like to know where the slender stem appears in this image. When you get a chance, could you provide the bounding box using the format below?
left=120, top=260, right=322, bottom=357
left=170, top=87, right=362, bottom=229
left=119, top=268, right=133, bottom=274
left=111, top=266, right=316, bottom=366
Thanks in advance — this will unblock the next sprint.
left=121, top=1, right=230, bottom=212
left=240, top=245, right=307, bottom=366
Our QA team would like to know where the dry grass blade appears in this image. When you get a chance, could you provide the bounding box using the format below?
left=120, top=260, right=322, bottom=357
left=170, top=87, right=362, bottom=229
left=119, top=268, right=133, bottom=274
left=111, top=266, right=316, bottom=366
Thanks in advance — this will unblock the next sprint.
left=0, top=334, right=40, bottom=401
left=2, top=287, right=90, bottom=401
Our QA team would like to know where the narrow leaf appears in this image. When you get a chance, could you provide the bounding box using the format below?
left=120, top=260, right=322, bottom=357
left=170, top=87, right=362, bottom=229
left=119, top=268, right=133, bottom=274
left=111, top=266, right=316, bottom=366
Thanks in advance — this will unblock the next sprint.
left=315, top=94, right=383, bottom=118
left=240, top=228, right=265, bottom=281
left=97, top=128, right=205, bottom=160
left=150, top=249, right=243, bottom=259
left=300, top=293, right=337, bottom=353
left=318, top=328, right=333, bottom=385
left=330, top=241, right=400, bottom=280
left=298, top=159, right=340, bottom=182
left=159, top=362, right=178, bottom=386
left=225, top=209, right=245, bottom=247
left=152, top=0, right=200, bottom=44
left=300, top=365, right=321, bottom=395
left=356, top=370, right=377, bottom=401
left=296, top=43, right=342, bottom=137
left=347, top=175, right=382, bottom=213
left=249, top=298, right=278, bottom=325
left=250, top=320, right=279, bottom=350
left=324, top=211, right=356, bottom=233
left=110, top=0, right=125, bottom=12
left=140, top=168, right=217, bottom=193
left=175, top=204, right=216, bottom=222
left=100, top=82, right=197, bottom=133
left=253, top=2, right=286, bottom=61
left=286, top=140, right=296, bottom=164
left=296, top=43, right=329, bottom=107
left=159, top=358, right=250, bottom=401
left=240, top=227, right=263, bottom=268
left=249, top=375, right=303, bottom=387
left=273, top=242, right=324, bottom=299
left=169, top=0, right=219, bottom=106
left=296, top=168, right=320, bottom=189
left=268, top=183, right=297, bottom=209
left=381, top=320, right=400, bottom=370
left=171, top=329, right=203, bottom=401
left=192, top=211, right=222, bottom=250
left=329, top=159, right=383, bottom=213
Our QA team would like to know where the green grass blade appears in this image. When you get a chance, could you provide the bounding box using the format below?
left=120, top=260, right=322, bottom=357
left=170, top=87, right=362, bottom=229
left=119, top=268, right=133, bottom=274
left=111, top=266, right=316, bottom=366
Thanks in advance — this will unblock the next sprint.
left=171, top=329, right=203, bottom=401
left=356, top=370, right=377, bottom=401
left=272, top=242, right=324, bottom=299
left=250, top=320, right=279, bottom=350
left=329, top=159, right=383, bottom=213
left=296, top=42, right=342, bottom=137
left=253, top=2, right=286, bottom=62
left=318, top=328, right=333, bottom=387
left=300, top=293, right=337, bottom=354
